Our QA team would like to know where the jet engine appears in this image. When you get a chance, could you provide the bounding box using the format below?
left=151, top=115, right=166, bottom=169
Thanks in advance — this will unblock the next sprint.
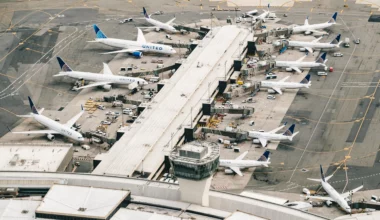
left=325, top=200, right=332, bottom=207
left=132, top=51, right=143, bottom=58
left=299, top=48, right=306, bottom=52
left=304, top=31, right=312, bottom=35
left=252, top=139, right=260, bottom=144
left=285, top=67, right=293, bottom=72
left=267, top=89, right=276, bottom=94
left=155, top=27, right=160, bottom=32
left=224, top=169, right=234, bottom=174
left=103, top=85, right=112, bottom=91
left=47, top=134, right=55, bottom=141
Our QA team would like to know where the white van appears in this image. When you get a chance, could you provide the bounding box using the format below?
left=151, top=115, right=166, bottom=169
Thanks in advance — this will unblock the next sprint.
left=81, top=145, right=90, bottom=150
left=317, top=72, right=327, bottom=76
left=149, top=77, right=160, bottom=83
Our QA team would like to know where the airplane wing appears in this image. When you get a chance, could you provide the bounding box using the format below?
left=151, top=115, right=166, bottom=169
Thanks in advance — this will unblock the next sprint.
left=229, top=167, right=243, bottom=176
left=100, top=48, right=142, bottom=55
left=312, top=37, right=323, bottom=43
left=341, top=185, right=363, bottom=199
left=74, top=82, right=112, bottom=91
left=304, top=47, right=313, bottom=53
left=136, top=28, right=146, bottom=43
left=269, top=125, right=286, bottom=134
left=12, top=130, right=59, bottom=134
left=279, top=76, right=290, bottom=82
left=102, top=63, right=113, bottom=75
left=166, top=17, right=176, bottom=25
left=290, top=67, right=302, bottom=74
left=65, top=106, right=84, bottom=128
left=308, top=175, right=333, bottom=182
left=306, top=195, right=335, bottom=202
left=258, top=138, right=268, bottom=147
left=309, top=29, right=327, bottom=36
left=235, top=151, right=248, bottom=160
left=296, top=55, right=307, bottom=63
left=271, top=87, right=283, bottom=95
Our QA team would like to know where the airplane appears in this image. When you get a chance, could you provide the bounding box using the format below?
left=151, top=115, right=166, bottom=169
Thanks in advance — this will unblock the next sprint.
left=11, top=96, right=85, bottom=142
left=140, top=7, right=178, bottom=33
left=287, top=34, right=342, bottom=53
left=54, top=57, right=148, bottom=91
left=275, top=52, right=328, bottom=73
left=306, top=165, right=363, bottom=213
left=246, top=4, right=274, bottom=23
left=249, top=123, right=299, bottom=147
left=261, top=74, right=311, bottom=95
left=292, top=12, right=338, bottom=35
left=88, top=24, right=176, bottom=56
left=219, top=151, right=271, bottom=176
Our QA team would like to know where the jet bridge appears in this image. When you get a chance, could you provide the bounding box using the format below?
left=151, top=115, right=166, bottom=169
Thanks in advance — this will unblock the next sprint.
left=200, top=128, right=248, bottom=142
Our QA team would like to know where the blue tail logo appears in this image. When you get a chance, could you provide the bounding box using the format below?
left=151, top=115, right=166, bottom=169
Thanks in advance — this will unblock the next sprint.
left=330, top=34, right=341, bottom=44
left=28, top=96, right=39, bottom=115
left=93, top=24, right=107, bottom=39
left=328, top=12, right=338, bottom=23
left=57, top=57, right=72, bottom=72
left=320, top=165, right=326, bottom=182
left=283, top=124, right=295, bottom=136
left=316, top=52, right=327, bottom=63
left=258, top=151, right=270, bottom=161
left=300, top=74, right=311, bottom=84
left=143, top=7, right=150, bottom=19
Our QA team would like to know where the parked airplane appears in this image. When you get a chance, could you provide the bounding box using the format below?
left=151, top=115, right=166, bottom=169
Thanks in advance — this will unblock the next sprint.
left=292, top=12, right=338, bottom=35
left=306, top=165, right=363, bottom=213
left=54, top=57, right=148, bottom=91
left=275, top=52, right=328, bottom=73
left=140, top=7, right=178, bottom=33
left=11, top=96, right=84, bottom=142
left=246, top=4, right=275, bottom=22
left=88, top=24, right=176, bottom=56
left=287, top=34, right=342, bottom=53
left=219, top=151, right=271, bottom=176
left=249, top=123, right=299, bottom=147
left=261, top=74, right=311, bottom=95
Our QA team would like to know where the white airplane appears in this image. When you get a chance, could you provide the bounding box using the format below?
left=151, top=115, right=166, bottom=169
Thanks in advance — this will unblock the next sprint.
left=11, top=96, right=85, bottom=142
left=275, top=52, right=328, bottom=74
left=261, top=74, right=311, bottom=95
left=246, top=4, right=274, bottom=22
left=287, top=34, right=342, bottom=53
left=88, top=24, right=176, bottom=56
left=54, top=57, right=148, bottom=91
left=306, top=165, right=363, bottom=213
left=219, top=151, right=270, bottom=176
left=249, top=123, right=299, bottom=147
left=242, top=9, right=258, bottom=18
left=292, top=12, right=338, bottom=35
left=140, top=7, right=178, bottom=33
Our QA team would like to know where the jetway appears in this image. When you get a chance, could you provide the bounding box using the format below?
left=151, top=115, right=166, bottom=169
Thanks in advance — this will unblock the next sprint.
left=200, top=128, right=249, bottom=142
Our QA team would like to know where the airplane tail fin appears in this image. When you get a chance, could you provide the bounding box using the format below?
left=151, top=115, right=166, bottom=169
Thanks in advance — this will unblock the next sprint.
left=143, top=7, right=150, bottom=19
left=304, top=16, right=309, bottom=26
left=330, top=34, right=341, bottom=44
left=328, top=12, right=338, bottom=24
left=28, top=96, right=39, bottom=115
left=320, top=165, right=326, bottom=182
left=258, top=151, right=270, bottom=162
left=57, top=57, right=72, bottom=72
left=283, top=124, right=296, bottom=137
left=300, top=74, right=311, bottom=84
left=316, top=52, right=327, bottom=63
left=93, top=24, right=107, bottom=39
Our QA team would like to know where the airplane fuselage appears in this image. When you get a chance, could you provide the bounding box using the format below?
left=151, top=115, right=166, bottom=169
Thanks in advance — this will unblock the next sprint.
left=145, top=17, right=177, bottom=33
left=32, top=114, right=84, bottom=142
left=261, top=81, right=310, bottom=90
left=321, top=181, right=351, bottom=213
left=219, top=160, right=270, bottom=168
left=59, top=71, right=147, bottom=85
left=95, top=38, right=175, bottom=55
left=292, top=23, right=333, bottom=34
left=288, top=41, right=338, bottom=50
left=248, top=131, right=291, bottom=142
left=275, top=61, right=325, bottom=69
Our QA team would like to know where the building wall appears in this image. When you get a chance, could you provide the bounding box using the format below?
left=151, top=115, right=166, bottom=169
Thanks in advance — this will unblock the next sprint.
left=57, top=146, right=73, bottom=172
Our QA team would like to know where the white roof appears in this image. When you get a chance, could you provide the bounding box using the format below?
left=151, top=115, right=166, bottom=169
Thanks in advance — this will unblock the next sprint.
left=93, top=25, right=252, bottom=177
left=0, top=144, right=72, bottom=172
left=240, top=191, right=289, bottom=205
left=0, top=199, right=41, bottom=219
left=36, top=185, right=129, bottom=218
left=226, top=211, right=267, bottom=220
left=112, top=208, right=181, bottom=220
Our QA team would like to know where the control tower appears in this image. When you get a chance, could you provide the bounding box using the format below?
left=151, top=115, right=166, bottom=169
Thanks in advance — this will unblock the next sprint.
left=169, top=141, right=219, bottom=206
